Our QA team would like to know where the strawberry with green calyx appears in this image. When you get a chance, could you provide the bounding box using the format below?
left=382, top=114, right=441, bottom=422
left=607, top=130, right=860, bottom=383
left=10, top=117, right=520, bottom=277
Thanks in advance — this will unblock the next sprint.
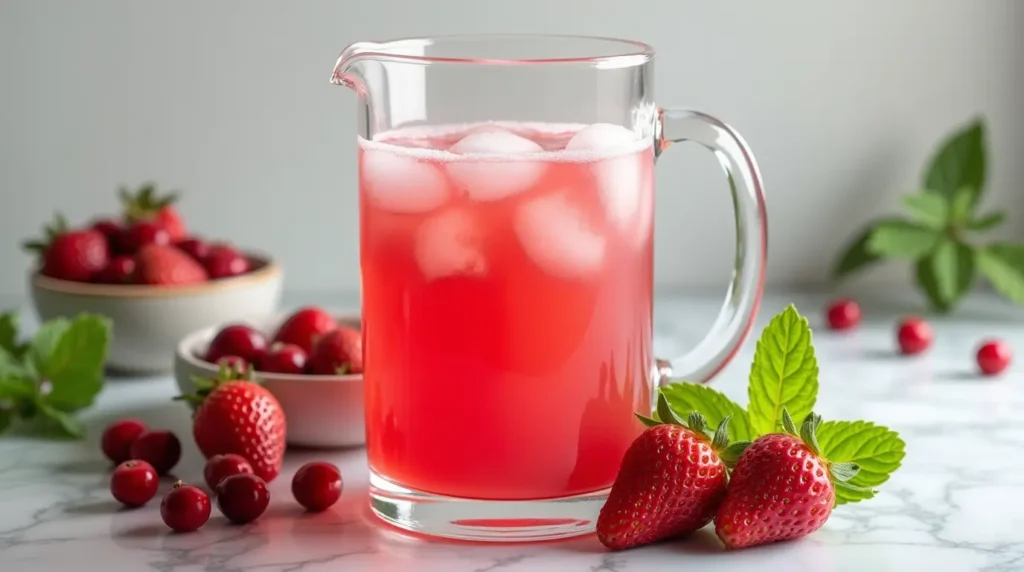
left=714, top=408, right=865, bottom=549
left=175, top=363, right=286, bottom=482
left=595, top=395, right=749, bottom=551
left=119, top=182, right=187, bottom=241
left=23, top=213, right=109, bottom=283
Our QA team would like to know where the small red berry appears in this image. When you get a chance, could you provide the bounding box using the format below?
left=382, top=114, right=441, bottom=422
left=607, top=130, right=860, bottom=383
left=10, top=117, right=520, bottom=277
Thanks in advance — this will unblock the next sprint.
left=258, top=342, right=308, bottom=374
left=216, top=473, right=270, bottom=524
left=272, top=307, right=337, bottom=354
left=826, top=298, right=861, bottom=330
left=129, top=429, right=181, bottom=475
left=217, top=355, right=248, bottom=372
left=206, top=324, right=268, bottom=365
left=897, top=317, right=933, bottom=355
left=91, top=219, right=123, bottom=248
left=291, top=462, right=343, bottom=512
left=204, top=454, right=254, bottom=491
left=118, top=220, right=171, bottom=255
left=161, top=481, right=211, bottom=532
left=977, top=339, right=1012, bottom=376
left=93, top=255, right=137, bottom=284
left=176, top=237, right=209, bottom=262
left=110, top=460, right=159, bottom=507
left=203, top=244, right=251, bottom=280
left=101, top=419, right=147, bottom=464
left=309, top=327, right=363, bottom=375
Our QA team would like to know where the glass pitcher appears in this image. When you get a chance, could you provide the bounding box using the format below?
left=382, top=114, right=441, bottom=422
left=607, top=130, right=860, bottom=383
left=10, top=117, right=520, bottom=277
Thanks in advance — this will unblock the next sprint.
left=331, top=34, right=767, bottom=542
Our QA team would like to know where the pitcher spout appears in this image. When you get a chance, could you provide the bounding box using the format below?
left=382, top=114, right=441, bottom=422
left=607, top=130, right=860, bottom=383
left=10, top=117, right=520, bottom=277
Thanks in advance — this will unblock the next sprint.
left=330, top=42, right=378, bottom=92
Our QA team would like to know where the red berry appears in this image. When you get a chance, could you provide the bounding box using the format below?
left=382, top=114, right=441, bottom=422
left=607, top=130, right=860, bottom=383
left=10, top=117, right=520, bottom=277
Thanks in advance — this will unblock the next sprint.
left=217, top=355, right=249, bottom=371
left=977, top=339, right=1012, bottom=376
left=45, top=231, right=110, bottom=282
left=120, top=183, right=188, bottom=241
left=118, top=220, right=171, bottom=255
left=272, top=307, right=337, bottom=354
left=176, top=237, right=209, bottom=262
left=203, top=244, right=251, bottom=280
left=258, top=342, right=308, bottom=374
left=206, top=324, right=268, bottom=365
left=110, top=460, right=159, bottom=507
left=897, top=317, right=933, bottom=355
left=216, top=473, right=270, bottom=524
left=309, top=327, right=363, bottom=375
left=291, top=462, right=343, bottom=512
left=161, top=481, right=211, bottom=532
left=129, top=429, right=182, bottom=475
left=93, top=255, right=136, bottom=284
left=101, top=418, right=147, bottom=464
left=204, top=453, right=254, bottom=491
left=91, top=218, right=123, bottom=247
left=826, top=298, right=861, bottom=330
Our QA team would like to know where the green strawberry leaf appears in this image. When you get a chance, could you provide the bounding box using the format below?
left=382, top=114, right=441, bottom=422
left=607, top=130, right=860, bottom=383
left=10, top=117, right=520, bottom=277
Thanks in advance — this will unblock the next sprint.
left=28, top=317, right=71, bottom=374
left=816, top=420, right=906, bottom=505
left=867, top=220, right=940, bottom=259
left=658, top=383, right=753, bottom=442
left=635, top=414, right=660, bottom=428
left=966, top=211, right=1006, bottom=231
left=747, top=305, right=819, bottom=437
left=829, top=462, right=861, bottom=483
left=655, top=393, right=687, bottom=426
left=923, top=117, right=986, bottom=207
left=930, top=238, right=975, bottom=308
left=901, top=192, right=948, bottom=229
left=914, top=256, right=951, bottom=313
left=832, top=219, right=893, bottom=281
left=977, top=243, right=1024, bottom=306
left=33, top=315, right=111, bottom=412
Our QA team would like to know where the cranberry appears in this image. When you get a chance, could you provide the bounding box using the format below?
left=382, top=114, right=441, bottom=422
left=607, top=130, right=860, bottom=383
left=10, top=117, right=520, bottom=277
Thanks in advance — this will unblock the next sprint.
left=216, top=473, right=270, bottom=524
left=204, top=454, right=254, bottom=491
left=206, top=324, right=267, bottom=365
left=118, top=220, right=171, bottom=255
left=977, top=339, right=1012, bottom=376
left=258, top=342, right=308, bottom=374
left=100, top=418, right=147, bottom=464
left=291, top=461, right=343, bottom=512
left=110, top=460, right=159, bottom=507
left=129, top=429, right=181, bottom=475
left=897, top=317, right=933, bottom=355
left=91, top=218, right=123, bottom=248
left=826, top=298, right=861, bottom=330
left=161, top=481, right=211, bottom=532
left=203, top=244, right=251, bottom=280
left=309, top=327, right=363, bottom=375
left=176, top=237, right=209, bottom=262
left=272, top=307, right=337, bottom=354
left=92, top=255, right=136, bottom=284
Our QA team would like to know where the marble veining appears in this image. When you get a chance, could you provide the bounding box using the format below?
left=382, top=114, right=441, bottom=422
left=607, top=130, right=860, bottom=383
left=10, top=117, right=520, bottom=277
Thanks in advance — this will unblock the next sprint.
left=2, top=291, right=1024, bottom=571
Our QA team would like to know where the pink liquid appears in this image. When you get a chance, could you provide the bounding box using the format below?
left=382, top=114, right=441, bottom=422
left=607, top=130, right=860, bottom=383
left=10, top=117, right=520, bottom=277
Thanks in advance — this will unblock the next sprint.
left=360, top=122, right=654, bottom=501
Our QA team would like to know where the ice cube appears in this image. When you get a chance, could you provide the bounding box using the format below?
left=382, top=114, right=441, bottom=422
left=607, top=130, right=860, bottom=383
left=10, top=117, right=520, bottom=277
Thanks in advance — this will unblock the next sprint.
left=446, top=130, right=548, bottom=202
left=515, top=193, right=606, bottom=278
left=362, top=148, right=450, bottom=213
left=632, top=165, right=654, bottom=246
left=565, top=124, right=643, bottom=228
left=415, top=208, right=487, bottom=280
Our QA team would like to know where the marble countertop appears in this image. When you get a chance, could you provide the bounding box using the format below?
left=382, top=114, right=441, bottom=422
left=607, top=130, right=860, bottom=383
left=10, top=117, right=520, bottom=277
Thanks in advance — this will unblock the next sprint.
left=3, top=291, right=1024, bottom=572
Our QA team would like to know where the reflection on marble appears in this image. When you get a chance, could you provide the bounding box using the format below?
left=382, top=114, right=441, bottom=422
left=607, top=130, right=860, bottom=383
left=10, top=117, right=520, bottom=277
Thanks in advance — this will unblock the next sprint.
left=2, top=292, right=1024, bottom=571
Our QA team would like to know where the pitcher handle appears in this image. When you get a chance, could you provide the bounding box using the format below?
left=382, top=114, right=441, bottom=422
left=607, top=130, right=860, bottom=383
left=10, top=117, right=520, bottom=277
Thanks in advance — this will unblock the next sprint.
left=655, top=108, right=768, bottom=385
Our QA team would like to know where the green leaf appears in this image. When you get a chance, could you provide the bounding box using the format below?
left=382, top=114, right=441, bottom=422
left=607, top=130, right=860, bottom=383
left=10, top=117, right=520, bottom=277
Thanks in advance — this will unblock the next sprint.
left=0, top=407, right=12, bottom=433
left=901, top=192, right=948, bottom=229
left=35, top=400, right=85, bottom=439
left=915, top=256, right=951, bottom=313
left=781, top=408, right=798, bottom=436
left=930, top=238, right=975, bottom=307
left=923, top=117, right=986, bottom=207
left=977, top=244, right=1024, bottom=306
left=34, top=315, right=111, bottom=412
left=635, top=414, right=660, bottom=428
left=0, top=376, right=36, bottom=401
left=948, top=187, right=976, bottom=227
left=799, top=412, right=823, bottom=457
left=747, top=305, right=819, bottom=437
left=832, top=219, right=893, bottom=280
left=966, top=211, right=1006, bottom=231
left=0, top=312, right=19, bottom=356
left=816, top=420, right=906, bottom=505
left=829, top=462, right=861, bottom=483
left=659, top=383, right=753, bottom=442
left=710, top=416, right=732, bottom=451
left=718, top=441, right=750, bottom=467
left=867, top=220, right=940, bottom=259
left=28, top=317, right=71, bottom=374
left=686, top=411, right=707, bottom=436
left=656, top=393, right=686, bottom=426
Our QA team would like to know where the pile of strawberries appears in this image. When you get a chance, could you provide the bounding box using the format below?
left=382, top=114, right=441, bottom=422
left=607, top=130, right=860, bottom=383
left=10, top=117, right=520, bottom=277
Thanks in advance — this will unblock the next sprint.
left=24, top=183, right=254, bottom=286
left=201, top=306, right=363, bottom=376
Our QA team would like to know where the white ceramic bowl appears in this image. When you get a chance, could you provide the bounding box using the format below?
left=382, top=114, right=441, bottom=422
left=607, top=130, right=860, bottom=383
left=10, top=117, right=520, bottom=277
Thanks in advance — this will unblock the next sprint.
left=174, top=311, right=365, bottom=449
left=29, top=253, right=283, bottom=374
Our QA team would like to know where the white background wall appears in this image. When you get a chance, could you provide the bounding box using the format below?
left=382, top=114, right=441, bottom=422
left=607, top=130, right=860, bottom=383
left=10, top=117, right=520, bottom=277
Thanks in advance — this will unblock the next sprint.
left=1, top=0, right=1021, bottom=297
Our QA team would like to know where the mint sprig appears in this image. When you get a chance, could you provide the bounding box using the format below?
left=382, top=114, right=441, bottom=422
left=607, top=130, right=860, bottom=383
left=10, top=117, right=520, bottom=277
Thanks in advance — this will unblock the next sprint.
left=0, top=311, right=111, bottom=439
left=832, top=116, right=1022, bottom=313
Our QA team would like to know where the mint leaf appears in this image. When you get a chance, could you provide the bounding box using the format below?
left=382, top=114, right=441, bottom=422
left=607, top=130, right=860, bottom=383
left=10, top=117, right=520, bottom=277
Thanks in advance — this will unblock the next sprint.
left=34, top=315, right=111, bottom=412
left=0, top=376, right=36, bottom=401
left=659, top=383, right=753, bottom=442
left=0, top=351, right=28, bottom=379
left=36, top=400, right=85, bottom=439
left=816, top=420, right=906, bottom=505
left=747, top=305, right=819, bottom=437
left=966, top=211, right=1006, bottom=231
left=832, top=219, right=894, bottom=280
left=0, top=312, right=19, bottom=356
left=977, top=244, right=1024, bottom=306
left=867, top=221, right=940, bottom=259
left=915, top=256, right=951, bottom=313
left=948, top=187, right=976, bottom=227
left=902, top=192, right=948, bottom=229
left=930, top=238, right=975, bottom=307
left=923, top=117, right=986, bottom=207
left=28, top=317, right=71, bottom=374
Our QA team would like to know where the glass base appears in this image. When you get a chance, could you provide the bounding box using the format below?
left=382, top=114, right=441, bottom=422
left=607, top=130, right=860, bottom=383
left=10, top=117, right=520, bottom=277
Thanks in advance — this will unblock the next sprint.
left=368, top=470, right=608, bottom=542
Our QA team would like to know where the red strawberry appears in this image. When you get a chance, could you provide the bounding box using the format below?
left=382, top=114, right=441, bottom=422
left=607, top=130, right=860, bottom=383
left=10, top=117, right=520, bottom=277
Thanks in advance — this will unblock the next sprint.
left=120, top=182, right=187, bottom=241
left=203, top=244, right=251, bottom=279
left=134, top=244, right=209, bottom=286
left=93, top=255, right=136, bottom=284
left=596, top=401, right=741, bottom=550
left=309, top=326, right=362, bottom=374
left=176, top=364, right=287, bottom=482
left=117, top=220, right=171, bottom=255
left=23, top=214, right=109, bottom=282
left=715, top=411, right=857, bottom=549
left=91, top=218, right=123, bottom=248
left=272, top=306, right=336, bottom=354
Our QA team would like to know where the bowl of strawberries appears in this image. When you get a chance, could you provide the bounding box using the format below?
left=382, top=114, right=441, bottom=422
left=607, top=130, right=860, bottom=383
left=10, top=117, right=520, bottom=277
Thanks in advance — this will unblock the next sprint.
left=174, top=306, right=365, bottom=449
left=26, top=183, right=283, bottom=373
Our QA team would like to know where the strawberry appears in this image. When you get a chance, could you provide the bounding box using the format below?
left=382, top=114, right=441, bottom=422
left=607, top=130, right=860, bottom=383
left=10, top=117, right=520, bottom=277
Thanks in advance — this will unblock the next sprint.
left=23, top=214, right=109, bottom=282
left=134, top=244, right=209, bottom=286
left=714, top=410, right=860, bottom=549
left=272, top=306, right=337, bottom=354
left=308, top=326, right=363, bottom=374
left=596, top=398, right=744, bottom=551
left=120, top=182, right=187, bottom=241
left=176, top=364, right=286, bottom=482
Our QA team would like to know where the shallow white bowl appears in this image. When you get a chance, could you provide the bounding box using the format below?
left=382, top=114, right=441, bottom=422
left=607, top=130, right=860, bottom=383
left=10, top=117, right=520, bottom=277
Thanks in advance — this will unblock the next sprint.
left=174, top=311, right=365, bottom=449
left=29, top=254, right=283, bottom=374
